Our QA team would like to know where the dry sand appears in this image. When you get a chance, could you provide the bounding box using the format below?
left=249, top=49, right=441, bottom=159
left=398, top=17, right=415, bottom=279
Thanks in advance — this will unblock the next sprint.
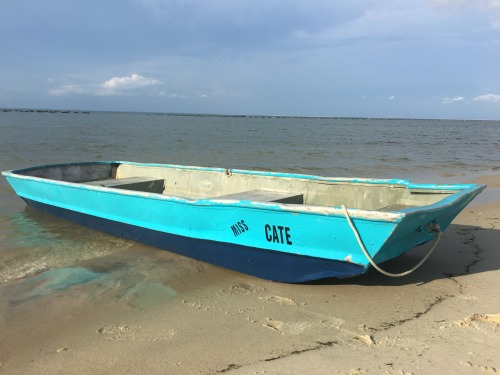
left=0, top=176, right=499, bottom=375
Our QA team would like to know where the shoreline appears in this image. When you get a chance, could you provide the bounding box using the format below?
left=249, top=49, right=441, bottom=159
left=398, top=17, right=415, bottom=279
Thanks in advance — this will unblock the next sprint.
left=0, top=175, right=499, bottom=374
left=467, top=174, right=500, bottom=206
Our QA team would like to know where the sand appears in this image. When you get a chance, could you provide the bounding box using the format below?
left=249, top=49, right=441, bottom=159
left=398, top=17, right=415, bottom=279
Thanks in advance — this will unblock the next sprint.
left=0, top=176, right=499, bottom=375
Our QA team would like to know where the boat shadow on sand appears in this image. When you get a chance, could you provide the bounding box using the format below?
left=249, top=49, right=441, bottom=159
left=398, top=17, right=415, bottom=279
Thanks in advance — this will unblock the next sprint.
left=311, top=223, right=499, bottom=287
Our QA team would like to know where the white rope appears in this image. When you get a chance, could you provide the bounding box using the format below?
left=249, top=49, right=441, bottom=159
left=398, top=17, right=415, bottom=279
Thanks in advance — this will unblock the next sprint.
left=341, top=205, right=442, bottom=278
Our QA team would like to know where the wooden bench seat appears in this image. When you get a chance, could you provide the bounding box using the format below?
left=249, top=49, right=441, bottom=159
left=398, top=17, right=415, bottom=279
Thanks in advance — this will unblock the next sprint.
left=214, top=189, right=303, bottom=204
left=85, top=176, right=164, bottom=194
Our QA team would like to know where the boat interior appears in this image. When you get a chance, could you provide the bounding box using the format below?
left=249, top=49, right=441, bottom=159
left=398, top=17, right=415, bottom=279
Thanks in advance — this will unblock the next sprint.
left=16, top=162, right=457, bottom=211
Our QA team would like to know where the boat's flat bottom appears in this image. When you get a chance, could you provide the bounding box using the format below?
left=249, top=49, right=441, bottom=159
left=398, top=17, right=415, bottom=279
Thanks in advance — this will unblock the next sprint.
left=21, top=197, right=366, bottom=282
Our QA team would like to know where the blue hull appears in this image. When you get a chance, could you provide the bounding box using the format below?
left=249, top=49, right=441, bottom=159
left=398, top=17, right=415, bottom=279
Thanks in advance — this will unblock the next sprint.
left=23, top=197, right=366, bottom=282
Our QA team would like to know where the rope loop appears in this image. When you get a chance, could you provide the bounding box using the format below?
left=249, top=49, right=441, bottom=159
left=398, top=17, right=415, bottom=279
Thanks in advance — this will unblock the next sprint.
left=341, top=205, right=442, bottom=278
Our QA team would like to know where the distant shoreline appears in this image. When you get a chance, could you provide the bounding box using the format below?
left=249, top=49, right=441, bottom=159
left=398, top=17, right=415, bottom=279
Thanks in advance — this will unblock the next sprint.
left=2, top=107, right=499, bottom=121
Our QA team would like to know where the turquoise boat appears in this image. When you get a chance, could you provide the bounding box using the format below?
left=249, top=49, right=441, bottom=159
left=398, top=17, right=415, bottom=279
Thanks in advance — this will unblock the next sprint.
left=2, top=161, right=485, bottom=282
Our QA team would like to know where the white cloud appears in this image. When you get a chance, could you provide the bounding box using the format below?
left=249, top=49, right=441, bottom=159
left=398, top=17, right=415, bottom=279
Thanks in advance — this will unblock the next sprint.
left=102, top=74, right=161, bottom=90
left=473, top=93, right=500, bottom=102
left=389, top=95, right=395, bottom=100
left=442, top=96, right=464, bottom=104
left=49, top=74, right=162, bottom=96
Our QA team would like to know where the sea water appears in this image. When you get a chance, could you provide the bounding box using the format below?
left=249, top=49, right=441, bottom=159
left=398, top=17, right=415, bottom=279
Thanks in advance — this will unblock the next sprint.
left=0, top=110, right=498, bottom=300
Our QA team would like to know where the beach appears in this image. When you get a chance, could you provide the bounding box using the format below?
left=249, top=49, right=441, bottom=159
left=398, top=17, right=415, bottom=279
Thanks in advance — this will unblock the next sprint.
left=0, top=112, right=499, bottom=374
left=0, top=174, right=498, bottom=374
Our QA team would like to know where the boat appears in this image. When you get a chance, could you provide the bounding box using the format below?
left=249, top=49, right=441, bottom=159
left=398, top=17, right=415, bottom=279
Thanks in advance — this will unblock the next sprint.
left=2, top=161, right=485, bottom=282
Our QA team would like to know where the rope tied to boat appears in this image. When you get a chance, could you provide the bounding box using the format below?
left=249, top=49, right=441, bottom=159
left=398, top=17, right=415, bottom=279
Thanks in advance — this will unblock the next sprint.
left=341, top=205, right=443, bottom=278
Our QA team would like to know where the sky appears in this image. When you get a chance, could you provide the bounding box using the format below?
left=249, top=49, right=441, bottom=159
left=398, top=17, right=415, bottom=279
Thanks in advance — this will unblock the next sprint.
left=1, top=0, right=500, bottom=119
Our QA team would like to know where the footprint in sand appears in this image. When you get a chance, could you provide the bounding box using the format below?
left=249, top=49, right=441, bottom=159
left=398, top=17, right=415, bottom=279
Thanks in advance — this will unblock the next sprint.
left=456, top=313, right=500, bottom=326
left=259, top=294, right=298, bottom=307
left=441, top=313, right=500, bottom=331
left=262, top=318, right=312, bottom=335
left=97, top=324, right=176, bottom=341
left=97, top=324, right=131, bottom=340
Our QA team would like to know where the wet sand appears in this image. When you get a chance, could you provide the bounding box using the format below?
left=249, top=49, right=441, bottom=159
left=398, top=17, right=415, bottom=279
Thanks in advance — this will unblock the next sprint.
left=0, top=177, right=499, bottom=375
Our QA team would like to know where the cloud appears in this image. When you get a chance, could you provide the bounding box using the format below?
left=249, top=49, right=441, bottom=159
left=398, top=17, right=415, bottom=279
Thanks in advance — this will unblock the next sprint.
left=49, top=74, right=162, bottom=96
left=473, top=93, right=500, bottom=102
left=442, top=96, right=464, bottom=104
left=389, top=95, right=395, bottom=100
left=49, top=84, right=94, bottom=96
left=167, top=93, right=187, bottom=99
left=102, top=74, right=161, bottom=90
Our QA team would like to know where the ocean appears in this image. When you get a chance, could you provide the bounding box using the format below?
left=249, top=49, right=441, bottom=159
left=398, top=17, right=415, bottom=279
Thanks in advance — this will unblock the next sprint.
left=0, top=110, right=498, bottom=298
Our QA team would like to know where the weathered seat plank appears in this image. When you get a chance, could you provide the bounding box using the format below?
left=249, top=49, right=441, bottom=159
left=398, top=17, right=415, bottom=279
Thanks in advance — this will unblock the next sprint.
left=85, top=177, right=164, bottom=194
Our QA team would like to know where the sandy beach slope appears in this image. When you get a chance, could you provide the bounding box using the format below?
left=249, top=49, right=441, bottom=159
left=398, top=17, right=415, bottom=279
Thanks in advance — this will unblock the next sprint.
left=0, top=176, right=498, bottom=375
